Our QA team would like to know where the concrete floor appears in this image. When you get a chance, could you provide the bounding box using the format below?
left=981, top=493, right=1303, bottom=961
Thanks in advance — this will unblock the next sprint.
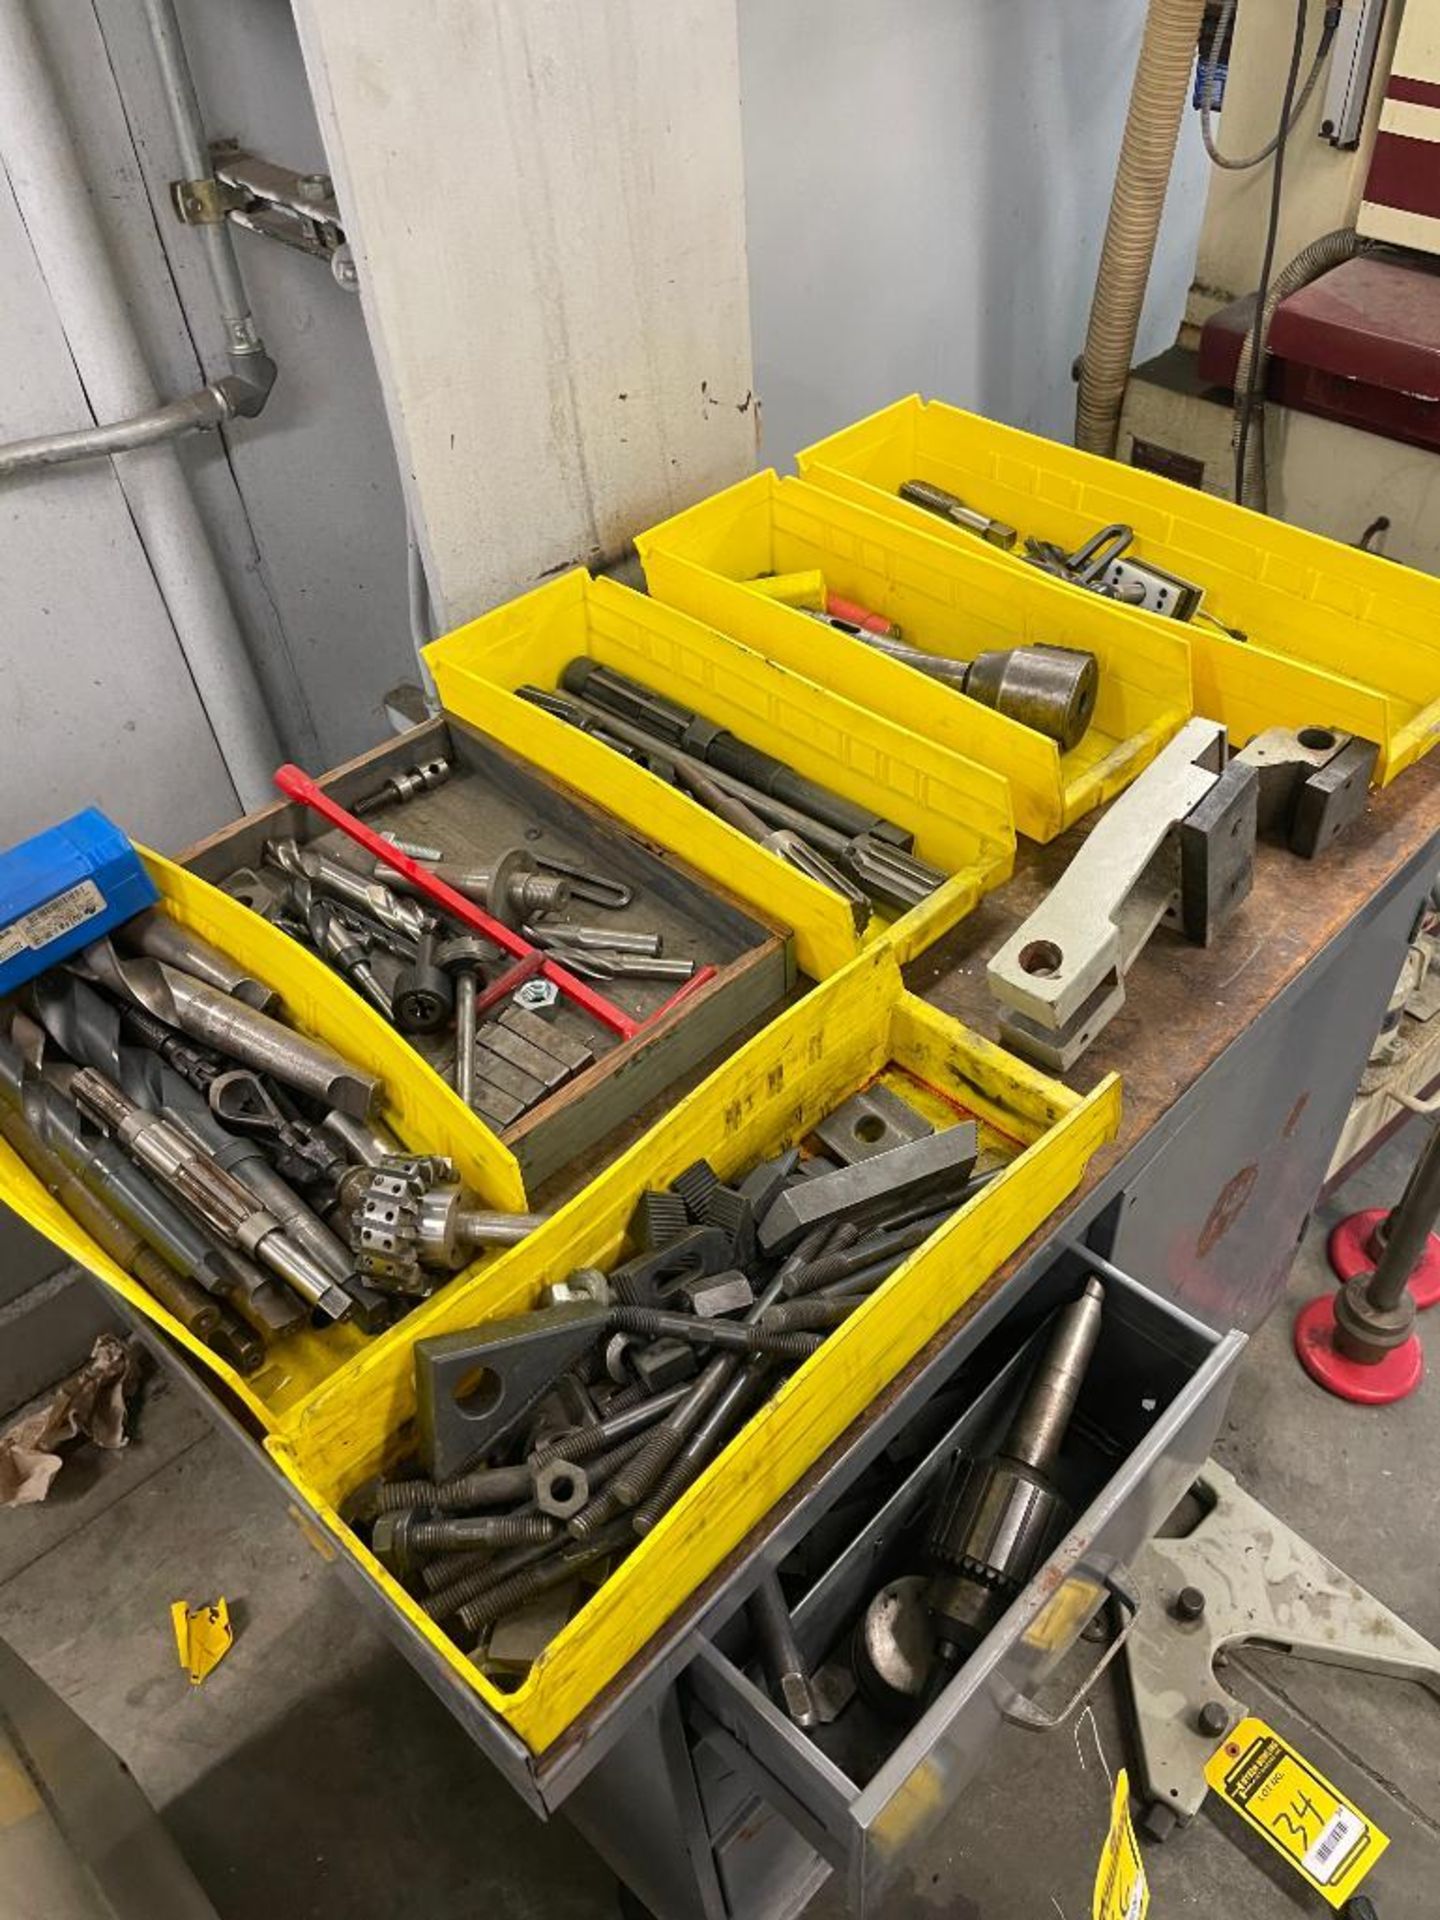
left=3, top=1127, right=1437, bottom=1919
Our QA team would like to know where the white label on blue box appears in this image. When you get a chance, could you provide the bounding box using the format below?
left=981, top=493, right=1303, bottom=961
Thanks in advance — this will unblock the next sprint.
left=0, top=879, right=106, bottom=966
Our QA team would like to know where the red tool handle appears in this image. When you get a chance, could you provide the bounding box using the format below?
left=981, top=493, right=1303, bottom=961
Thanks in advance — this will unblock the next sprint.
left=274, top=763, right=641, bottom=1039
left=825, top=592, right=898, bottom=638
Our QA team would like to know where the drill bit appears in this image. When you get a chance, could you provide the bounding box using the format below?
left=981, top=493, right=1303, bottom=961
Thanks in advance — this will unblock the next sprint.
left=264, top=839, right=433, bottom=945
left=82, top=935, right=382, bottom=1119
left=30, top=975, right=355, bottom=1290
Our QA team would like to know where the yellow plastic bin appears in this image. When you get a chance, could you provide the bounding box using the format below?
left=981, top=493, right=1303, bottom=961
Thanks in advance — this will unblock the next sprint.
left=268, top=943, right=1121, bottom=1755
left=635, top=471, right=1193, bottom=842
left=425, top=571, right=1015, bottom=974
left=0, top=849, right=528, bottom=1432
left=797, top=394, right=1440, bottom=782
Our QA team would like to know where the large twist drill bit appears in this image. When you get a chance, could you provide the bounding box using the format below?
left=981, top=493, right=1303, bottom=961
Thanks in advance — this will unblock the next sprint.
left=117, top=909, right=280, bottom=1012
left=81, top=935, right=382, bottom=1118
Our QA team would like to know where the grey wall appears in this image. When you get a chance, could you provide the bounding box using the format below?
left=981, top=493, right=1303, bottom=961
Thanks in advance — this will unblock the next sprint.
left=1, top=0, right=414, bottom=859
left=738, top=0, right=1211, bottom=465
left=1, top=0, right=417, bottom=1411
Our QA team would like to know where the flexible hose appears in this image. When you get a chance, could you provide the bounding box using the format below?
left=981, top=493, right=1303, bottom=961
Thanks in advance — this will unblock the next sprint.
left=1232, top=227, right=1369, bottom=510
left=1200, top=0, right=1340, bottom=171
left=1076, top=0, right=1209, bottom=457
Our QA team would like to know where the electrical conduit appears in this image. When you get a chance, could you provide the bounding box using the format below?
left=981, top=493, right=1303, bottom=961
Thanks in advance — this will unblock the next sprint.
left=1232, top=226, right=1368, bottom=511
left=1075, top=0, right=1209, bottom=458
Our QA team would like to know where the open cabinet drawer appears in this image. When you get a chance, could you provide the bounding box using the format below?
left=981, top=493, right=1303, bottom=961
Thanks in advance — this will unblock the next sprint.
left=683, top=1254, right=1244, bottom=1914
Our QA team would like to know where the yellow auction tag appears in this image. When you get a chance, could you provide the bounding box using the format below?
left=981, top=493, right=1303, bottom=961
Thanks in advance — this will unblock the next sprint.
left=1205, top=1715, right=1388, bottom=1907
left=1094, top=1768, right=1149, bottom=1920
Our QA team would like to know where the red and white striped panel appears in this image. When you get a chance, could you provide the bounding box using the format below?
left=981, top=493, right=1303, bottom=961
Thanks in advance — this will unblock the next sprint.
left=1360, top=9, right=1440, bottom=253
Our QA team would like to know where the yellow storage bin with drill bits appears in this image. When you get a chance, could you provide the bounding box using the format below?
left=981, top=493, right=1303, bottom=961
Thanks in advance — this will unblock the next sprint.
left=634, top=471, right=1194, bottom=843
left=266, top=942, right=1120, bottom=1755
left=424, top=570, right=1015, bottom=975
left=0, top=848, right=529, bottom=1432
left=796, top=394, right=1440, bottom=783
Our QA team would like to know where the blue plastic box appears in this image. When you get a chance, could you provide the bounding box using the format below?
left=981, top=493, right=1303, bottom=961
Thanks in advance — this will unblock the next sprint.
left=0, top=810, right=157, bottom=995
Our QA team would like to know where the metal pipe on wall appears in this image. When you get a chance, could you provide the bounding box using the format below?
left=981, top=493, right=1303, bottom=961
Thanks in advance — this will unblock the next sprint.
left=139, top=0, right=271, bottom=388
left=0, top=386, right=234, bottom=478
left=0, top=0, right=281, bottom=810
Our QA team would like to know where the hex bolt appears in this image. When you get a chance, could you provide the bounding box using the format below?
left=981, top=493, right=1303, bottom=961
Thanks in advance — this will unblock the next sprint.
left=420, top=1547, right=490, bottom=1597
left=750, top=1569, right=818, bottom=1729
left=373, top=1508, right=556, bottom=1579
left=607, top=1304, right=821, bottom=1361
left=1174, top=1585, right=1207, bottom=1622
left=783, top=1215, right=936, bottom=1297
left=435, top=1460, right=536, bottom=1512
left=568, top=1355, right=738, bottom=1538
left=631, top=1358, right=772, bottom=1536
left=529, top=1382, right=690, bottom=1466
left=775, top=1218, right=859, bottom=1296
left=456, top=1521, right=635, bottom=1639
left=1196, top=1700, right=1230, bottom=1739
left=422, top=1535, right=559, bottom=1622
left=760, top=1296, right=861, bottom=1333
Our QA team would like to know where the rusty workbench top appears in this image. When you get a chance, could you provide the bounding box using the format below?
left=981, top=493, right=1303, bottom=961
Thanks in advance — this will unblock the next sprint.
left=910, top=746, right=1440, bottom=1230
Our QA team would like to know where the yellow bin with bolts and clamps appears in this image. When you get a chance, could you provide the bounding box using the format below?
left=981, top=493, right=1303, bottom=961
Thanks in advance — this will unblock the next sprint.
left=0, top=848, right=529, bottom=1431
left=424, top=569, right=1015, bottom=974
left=266, top=943, right=1121, bottom=1755
left=797, top=395, right=1440, bottom=781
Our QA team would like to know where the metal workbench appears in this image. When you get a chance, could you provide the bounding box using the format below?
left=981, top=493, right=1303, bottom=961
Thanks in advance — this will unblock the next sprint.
left=111, top=755, right=1440, bottom=1919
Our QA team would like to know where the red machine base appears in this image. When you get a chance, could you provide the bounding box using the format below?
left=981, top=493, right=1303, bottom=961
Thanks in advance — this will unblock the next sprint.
left=1294, top=1292, right=1425, bottom=1405
left=1327, top=1208, right=1440, bottom=1309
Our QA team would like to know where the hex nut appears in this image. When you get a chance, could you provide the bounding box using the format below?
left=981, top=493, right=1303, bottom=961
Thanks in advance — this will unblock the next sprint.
left=513, top=978, right=561, bottom=1017
left=533, top=1458, right=591, bottom=1519
left=370, top=1511, right=413, bottom=1580
left=1196, top=1700, right=1230, bottom=1739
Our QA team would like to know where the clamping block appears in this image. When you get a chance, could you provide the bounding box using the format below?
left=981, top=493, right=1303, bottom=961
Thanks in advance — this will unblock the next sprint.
left=414, top=1304, right=608, bottom=1480
left=757, top=1122, right=978, bottom=1255
left=988, top=719, right=1239, bottom=1069
left=1235, top=726, right=1378, bottom=859
left=813, top=1084, right=934, bottom=1167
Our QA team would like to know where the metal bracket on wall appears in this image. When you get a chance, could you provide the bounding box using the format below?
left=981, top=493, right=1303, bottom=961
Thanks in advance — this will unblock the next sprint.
left=987, top=719, right=1255, bottom=1070
left=175, top=142, right=354, bottom=287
